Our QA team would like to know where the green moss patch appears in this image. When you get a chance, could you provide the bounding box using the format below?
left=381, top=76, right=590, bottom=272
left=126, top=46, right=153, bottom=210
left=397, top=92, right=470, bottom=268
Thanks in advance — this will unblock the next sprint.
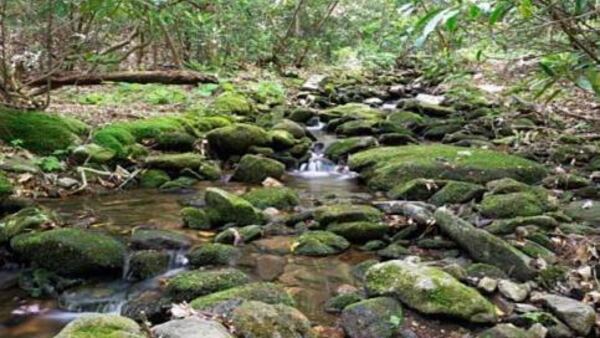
left=242, top=187, right=300, bottom=210
left=166, top=268, right=249, bottom=302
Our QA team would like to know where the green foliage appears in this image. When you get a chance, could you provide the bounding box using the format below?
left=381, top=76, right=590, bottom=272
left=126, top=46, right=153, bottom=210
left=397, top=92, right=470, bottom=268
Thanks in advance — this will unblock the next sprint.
left=37, top=156, right=64, bottom=173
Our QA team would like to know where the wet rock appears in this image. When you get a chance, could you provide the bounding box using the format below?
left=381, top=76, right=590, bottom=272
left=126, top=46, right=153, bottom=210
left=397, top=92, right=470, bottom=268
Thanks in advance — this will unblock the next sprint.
left=325, top=136, right=377, bottom=162
left=352, top=259, right=379, bottom=281
left=187, top=243, right=241, bottom=268
left=11, top=228, right=125, bottom=277
left=365, top=258, right=497, bottom=323
left=214, top=225, right=262, bottom=244
left=535, top=293, right=596, bottom=336
left=145, top=152, right=205, bottom=171
left=130, top=228, right=191, bottom=250
left=565, top=200, right=600, bottom=225
left=54, top=313, right=145, bottom=338
left=231, top=154, right=285, bottom=184
left=269, top=130, right=297, bottom=150
left=122, top=290, right=171, bottom=324
left=139, top=169, right=170, bottom=188
left=479, top=191, right=555, bottom=219
left=543, top=173, right=590, bottom=190
left=190, top=282, right=294, bottom=310
left=341, top=297, right=402, bottom=338
left=478, top=277, right=498, bottom=293
left=255, top=254, right=286, bottom=281
left=288, top=108, right=316, bottom=123
left=510, top=311, right=572, bottom=338
left=335, top=119, right=379, bottom=136
left=349, top=145, right=547, bottom=191
left=206, top=123, right=270, bottom=159
left=386, top=111, right=426, bottom=129
left=154, top=132, right=196, bottom=151
left=322, top=103, right=383, bottom=121
left=325, top=292, right=364, bottom=313
left=273, top=119, right=306, bottom=139
left=476, top=323, right=533, bottom=338
left=159, top=176, right=197, bottom=191
left=428, top=181, right=485, bottom=206
left=57, top=177, right=79, bottom=189
left=387, top=178, right=445, bottom=200
left=242, top=187, right=300, bottom=210
left=360, top=240, right=387, bottom=251
left=152, top=317, right=233, bottom=338
left=0, top=207, right=55, bottom=243
left=166, top=268, right=250, bottom=302
left=232, top=300, right=315, bottom=338
left=326, top=221, right=388, bottom=243
left=314, top=204, right=382, bottom=226
left=180, top=207, right=210, bottom=230
left=72, top=144, right=116, bottom=163
left=434, top=208, right=536, bottom=281
left=198, top=160, right=222, bottom=180
left=378, top=133, right=417, bottom=146
left=498, top=280, right=530, bottom=302
left=205, top=187, right=262, bottom=226
left=466, top=263, right=508, bottom=280
left=126, top=250, right=170, bottom=281
left=292, top=230, right=350, bottom=256
left=376, top=242, right=410, bottom=259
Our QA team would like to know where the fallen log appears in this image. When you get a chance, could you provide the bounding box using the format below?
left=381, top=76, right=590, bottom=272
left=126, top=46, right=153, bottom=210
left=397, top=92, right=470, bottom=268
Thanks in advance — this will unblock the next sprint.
left=27, top=70, right=218, bottom=95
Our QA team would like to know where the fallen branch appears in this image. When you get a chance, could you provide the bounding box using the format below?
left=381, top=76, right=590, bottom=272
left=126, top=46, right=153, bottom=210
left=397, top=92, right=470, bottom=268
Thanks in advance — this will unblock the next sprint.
left=27, top=70, right=218, bottom=96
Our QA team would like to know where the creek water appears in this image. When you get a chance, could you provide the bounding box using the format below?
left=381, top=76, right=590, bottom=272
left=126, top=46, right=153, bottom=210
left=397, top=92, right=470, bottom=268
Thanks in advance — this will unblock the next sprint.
left=0, top=125, right=375, bottom=338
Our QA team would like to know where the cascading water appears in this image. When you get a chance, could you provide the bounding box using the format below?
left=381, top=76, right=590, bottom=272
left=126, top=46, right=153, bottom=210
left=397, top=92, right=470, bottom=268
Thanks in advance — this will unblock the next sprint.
left=293, top=117, right=357, bottom=179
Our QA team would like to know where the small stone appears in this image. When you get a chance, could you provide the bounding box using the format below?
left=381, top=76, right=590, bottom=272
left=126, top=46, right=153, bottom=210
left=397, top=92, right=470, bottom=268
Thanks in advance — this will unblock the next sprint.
left=478, top=277, right=498, bottom=293
left=498, top=280, right=530, bottom=302
left=536, top=293, right=596, bottom=336
left=57, top=177, right=79, bottom=189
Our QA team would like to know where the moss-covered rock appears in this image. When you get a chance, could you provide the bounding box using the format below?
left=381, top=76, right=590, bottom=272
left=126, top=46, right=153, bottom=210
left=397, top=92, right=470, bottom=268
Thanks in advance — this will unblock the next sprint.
left=71, top=144, right=116, bottom=164
left=126, top=250, right=170, bottom=281
left=465, top=263, right=508, bottom=280
left=386, top=111, right=426, bottom=129
left=365, top=259, right=497, bottom=323
left=187, top=243, right=241, bottom=268
left=190, top=282, right=294, bottom=310
left=158, top=176, right=198, bottom=191
left=155, top=132, right=196, bottom=151
left=0, top=207, right=56, bottom=243
left=210, top=92, right=253, bottom=115
left=388, top=178, right=445, bottom=200
left=335, top=119, right=379, bottom=136
left=325, top=136, right=377, bottom=162
left=11, top=228, right=125, bottom=277
left=205, top=187, right=262, bottom=226
left=232, top=154, right=285, bottom=183
left=484, top=215, right=558, bottom=235
left=429, top=181, right=485, bottom=206
left=242, top=187, right=300, bottom=210
left=326, top=222, right=388, bottom=243
left=340, top=297, right=403, bottom=338
left=54, top=313, right=145, bottom=338
left=206, top=124, right=270, bottom=159
left=269, top=130, right=297, bottom=150
left=479, top=191, right=554, bottom=218
left=435, top=208, right=536, bottom=281
left=232, top=301, right=316, bottom=338
left=376, top=242, right=410, bottom=259
left=0, top=109, right=88, bottom=154
left=0, top=171, right=13, bottom=198
left=349, top=145, right=547, bottom=191
left=180, top=207, right=210, bottom=230
left=325, top=292, right=364, bottom=313
left=565, top=200, right=600, bottom=225
left=214, top=225, right=262, bottom=244
left=145, top=153, right=205, bottom=171
left=314, top=204, right=382, bottom=226
left=292, top=230, right=350, bottom=256
left=198, top=160, right=222, bottom=181
left=486, top=177, right=532, bottom=195
left=273, top=119, right=305, bottom=139
left=477, top=324, right=532, bottom=338
left=139, top=169, right=170, bottom=189
left=130, top=228, right=191, bottom=250
left=322, top=103, right=383, bottom=120
left=152, top=317, right=233, bottom=338
left=166, top=268, right=249, bottom=302
left=402, top=100, right=456, bottom=117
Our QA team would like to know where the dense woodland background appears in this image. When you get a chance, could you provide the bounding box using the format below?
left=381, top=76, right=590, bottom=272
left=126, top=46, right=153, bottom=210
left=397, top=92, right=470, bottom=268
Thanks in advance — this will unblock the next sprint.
left=1, top=0, right=600, bottom=110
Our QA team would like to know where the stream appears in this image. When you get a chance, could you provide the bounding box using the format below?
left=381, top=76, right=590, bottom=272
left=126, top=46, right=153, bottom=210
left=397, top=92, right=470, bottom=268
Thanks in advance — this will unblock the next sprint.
left=0, top=123, right=376, bottom=338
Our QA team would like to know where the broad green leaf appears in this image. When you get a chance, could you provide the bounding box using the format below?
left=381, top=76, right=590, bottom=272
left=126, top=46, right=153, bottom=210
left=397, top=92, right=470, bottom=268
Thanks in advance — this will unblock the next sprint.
left=415, top=8, right=460, bottom=48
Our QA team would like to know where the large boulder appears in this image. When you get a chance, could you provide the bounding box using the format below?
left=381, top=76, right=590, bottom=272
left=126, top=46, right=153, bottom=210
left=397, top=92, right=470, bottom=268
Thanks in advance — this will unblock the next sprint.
left=479, top=190, right=555, bottom=218
left=166, top=268, right=249, bottom=302
left=242, top=187, right=300, bottom=210
left=434, top=208, right=536, bottom=281
left=152, top=317, right=233, bottom=338
left=231, top=155, right=285, bottom=183
left=206, top=123, right=270, bottom=159
left=349, top=145, right=547, bottom=191
left=11, top=228, right=125, bottom=277
left=126, top=250, right=170, bottom=281
left=292, top=231, right=350, bottom=256
left=314, top=204, right=382, bottom=226
left=365, top=259, right=497, bottom=323
left=205, top=188, right=262, bottom=226
left=340, top=297, right=403, bottom=338
left=54, top=314, right=145, bottom=338
left=187, top=243, right=241, bottom=268
left=231, top=301, right=316, bottom=338
left=190, top=282, right=294, bottom=310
